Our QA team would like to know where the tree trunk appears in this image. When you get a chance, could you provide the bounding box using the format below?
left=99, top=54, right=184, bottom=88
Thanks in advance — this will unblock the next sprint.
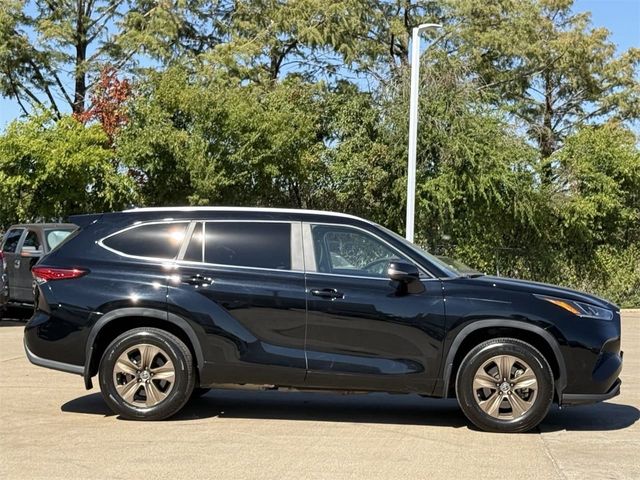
left=73, top=0, right=88, bottom=115
left=540, top=70, right=555, bottom=182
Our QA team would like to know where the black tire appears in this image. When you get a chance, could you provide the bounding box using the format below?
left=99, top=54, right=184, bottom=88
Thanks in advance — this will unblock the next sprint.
left=190, top=387, right=211, bottom=399
left=455, top=337, right=553, bottom=433
left=99, top=327, right=195, bottom=420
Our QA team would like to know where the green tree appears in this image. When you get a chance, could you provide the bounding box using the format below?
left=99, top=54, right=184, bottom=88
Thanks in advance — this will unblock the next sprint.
left=117, top=65, right=328, bottom=207
left=444, top=0, right=640, bottom=164
left=0, top=113, right=136, bottom=226
left=0, top=0, right=226, bottom=115
left=552, top=123, right=640, bottom=252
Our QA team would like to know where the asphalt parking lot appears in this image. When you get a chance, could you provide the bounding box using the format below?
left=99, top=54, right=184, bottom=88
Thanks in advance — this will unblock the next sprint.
left=1, top=311, right=638, bottom=480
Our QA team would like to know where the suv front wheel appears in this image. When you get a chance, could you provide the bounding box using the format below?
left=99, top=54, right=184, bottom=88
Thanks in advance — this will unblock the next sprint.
left=455, top=338, right=554, bottom=433
left=99, top=327, right=195, bottom=420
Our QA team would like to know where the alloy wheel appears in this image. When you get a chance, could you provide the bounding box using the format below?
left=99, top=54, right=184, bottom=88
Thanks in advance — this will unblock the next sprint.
left=472, top=354, right=538, bottom=420
left=112, top=343, right=176, bottom=408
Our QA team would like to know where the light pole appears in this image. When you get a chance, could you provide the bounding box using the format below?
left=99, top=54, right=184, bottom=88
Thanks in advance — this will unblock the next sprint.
left=405, top=23, right=441, bottom=242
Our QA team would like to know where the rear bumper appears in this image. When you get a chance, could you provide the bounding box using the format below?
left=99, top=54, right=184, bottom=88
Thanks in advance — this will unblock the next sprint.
left=561, top=378, right=621, bottom=406
left=24, top=336, right=84, bottom=375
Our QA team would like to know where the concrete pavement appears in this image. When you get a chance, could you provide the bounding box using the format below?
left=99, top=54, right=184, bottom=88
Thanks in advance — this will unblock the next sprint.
left=1, top=312, right=638, bottom=479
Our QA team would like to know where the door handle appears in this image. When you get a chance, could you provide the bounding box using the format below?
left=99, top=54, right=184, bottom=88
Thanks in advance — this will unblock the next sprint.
left=184, top=274, right=213, bottom=286
left=14, top=259, right=20, bottom=269
left=310, top=288, right=344, bottom=300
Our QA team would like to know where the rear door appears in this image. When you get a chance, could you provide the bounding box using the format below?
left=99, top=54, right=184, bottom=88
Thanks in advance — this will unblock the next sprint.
left=2, top=228, right=25, bottom=302
left=168, top=220, right=308, bottom=387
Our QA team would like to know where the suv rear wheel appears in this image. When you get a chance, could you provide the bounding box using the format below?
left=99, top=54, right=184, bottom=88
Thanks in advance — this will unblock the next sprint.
left=99, top=327, right=195, bottom=420
left=455, top=338, right=553, bottom=433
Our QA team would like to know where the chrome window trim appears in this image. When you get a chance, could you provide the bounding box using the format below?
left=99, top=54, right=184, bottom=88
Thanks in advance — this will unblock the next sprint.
left=97, top=220, right=191, bottom=262
left=302, top=221, right=435, bottom=280
left=172, top=258, right=305, bottom=275
left=306, top=271, right=442, bottom=283
left=99, top=219, right=302, bottom=273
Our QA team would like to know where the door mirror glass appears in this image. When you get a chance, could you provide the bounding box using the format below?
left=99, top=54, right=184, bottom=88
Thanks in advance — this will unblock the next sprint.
left=387, top=261, right=420, bottom=282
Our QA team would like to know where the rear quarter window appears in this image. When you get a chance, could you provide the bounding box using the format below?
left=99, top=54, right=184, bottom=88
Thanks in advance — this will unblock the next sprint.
left=102, top=223, right=189, bottom=259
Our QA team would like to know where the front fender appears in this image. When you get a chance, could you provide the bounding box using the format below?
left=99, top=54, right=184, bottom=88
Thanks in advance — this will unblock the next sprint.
left=439, top=319, right=567, bottom=400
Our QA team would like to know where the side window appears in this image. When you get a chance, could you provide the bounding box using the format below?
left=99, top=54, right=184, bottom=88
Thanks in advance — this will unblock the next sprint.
left=204, top=222, right=291, bottom=270
left=102, top=223, right=188, bottom=259
left=2, top=229, right=23, bottom=253
left=311, top=225, right=406, bottom=277
left=21, top=230, right=41, bottom=250
left=45, top=229, right=75, bottom=251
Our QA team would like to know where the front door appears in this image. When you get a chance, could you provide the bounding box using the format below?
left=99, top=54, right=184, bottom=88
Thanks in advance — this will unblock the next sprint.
left=303, top=223, right=446, bottom=394
left=168, top=220, right=308, bottom=387
left=13, top=229, right=43, bottom=302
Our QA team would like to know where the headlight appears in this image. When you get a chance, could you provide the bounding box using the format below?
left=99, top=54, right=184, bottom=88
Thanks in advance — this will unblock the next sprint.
left=536, top=295, right=614, bottom=320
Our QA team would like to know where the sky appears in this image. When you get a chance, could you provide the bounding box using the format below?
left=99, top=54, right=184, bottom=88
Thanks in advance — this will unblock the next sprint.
left=0, top=0, right=638, bottom=129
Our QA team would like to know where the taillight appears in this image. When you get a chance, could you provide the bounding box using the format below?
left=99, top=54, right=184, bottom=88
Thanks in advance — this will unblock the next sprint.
left=32, top=266, right=88, bottom=282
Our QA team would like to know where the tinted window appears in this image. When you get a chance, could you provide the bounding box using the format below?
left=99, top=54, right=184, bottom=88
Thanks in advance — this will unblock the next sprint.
left=22, top=230, right=41, bottom=250
left=103, top=223, right=188, bottom=259
left=183, top=223, right=203, bottom=262
left=311, top=225, right=406, bottom=277
left=204, top=222, right=291, bottom=270
left=45, top=229, right=75, bottom=251
left=2, top=229, right=23, bottom=253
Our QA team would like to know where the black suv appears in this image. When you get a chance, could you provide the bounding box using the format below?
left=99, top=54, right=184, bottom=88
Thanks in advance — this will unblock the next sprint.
left=24, top=208, right=623, bottom=432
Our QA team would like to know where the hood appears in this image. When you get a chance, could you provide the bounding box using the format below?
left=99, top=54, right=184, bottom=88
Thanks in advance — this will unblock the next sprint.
left=469, top=275, right=616, bottom=309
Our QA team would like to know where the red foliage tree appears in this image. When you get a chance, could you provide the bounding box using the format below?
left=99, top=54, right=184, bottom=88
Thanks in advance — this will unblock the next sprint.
left=75, top=66, right=131, bottom=143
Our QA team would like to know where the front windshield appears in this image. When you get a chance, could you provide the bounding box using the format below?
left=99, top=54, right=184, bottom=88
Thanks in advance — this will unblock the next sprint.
left=378, top=225, right=468, bottom=278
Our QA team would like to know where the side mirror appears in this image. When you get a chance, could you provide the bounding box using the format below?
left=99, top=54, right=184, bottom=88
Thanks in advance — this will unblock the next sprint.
left=21, top=246, right=43, bottom=258
left=387, top=261, right=420, bottom=283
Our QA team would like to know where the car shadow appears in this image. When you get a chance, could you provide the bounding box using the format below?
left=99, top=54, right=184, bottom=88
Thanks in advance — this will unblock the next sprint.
left=61, top=389, right=639, bottom=432
left=0, top=306, right=32, bottom=323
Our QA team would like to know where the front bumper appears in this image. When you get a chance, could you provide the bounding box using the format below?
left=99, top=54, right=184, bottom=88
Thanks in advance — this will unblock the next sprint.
left=561, top=378, right=622, bottom=406
left=560, top=346, right=623, bottom=406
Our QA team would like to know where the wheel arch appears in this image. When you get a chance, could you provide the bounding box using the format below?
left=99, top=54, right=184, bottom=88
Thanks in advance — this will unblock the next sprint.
left=441, top=320, right=567, bottom=401
left=83, top=307, right=204, bottom=389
